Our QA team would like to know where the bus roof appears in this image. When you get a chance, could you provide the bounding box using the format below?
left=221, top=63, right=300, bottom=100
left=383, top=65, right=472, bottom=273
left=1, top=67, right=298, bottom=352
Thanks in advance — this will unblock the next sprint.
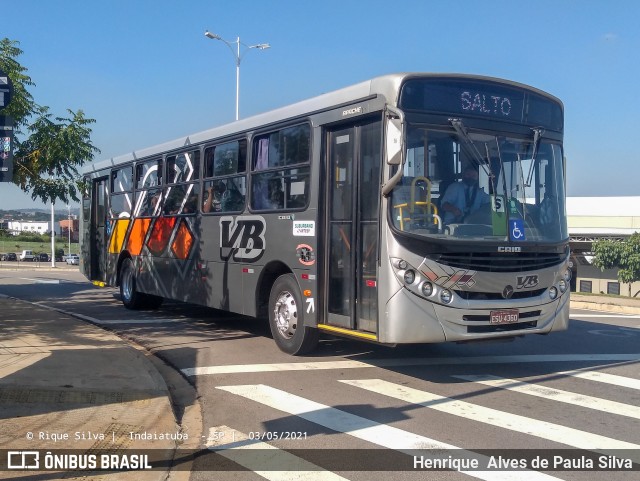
left=84, top=73, right=561, bottom=175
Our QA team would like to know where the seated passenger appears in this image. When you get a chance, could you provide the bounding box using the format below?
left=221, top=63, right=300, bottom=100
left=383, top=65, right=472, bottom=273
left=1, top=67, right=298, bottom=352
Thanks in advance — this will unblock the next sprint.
left=441, top=166, right=490, bottom=225
left=221, top=180, right=245, bottom=211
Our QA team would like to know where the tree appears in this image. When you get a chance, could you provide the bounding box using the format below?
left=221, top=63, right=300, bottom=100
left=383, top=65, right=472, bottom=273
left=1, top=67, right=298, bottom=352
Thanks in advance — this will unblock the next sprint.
left=0, top=38, right=99, bottom=204
left=592, top=232, right=640, bottom=297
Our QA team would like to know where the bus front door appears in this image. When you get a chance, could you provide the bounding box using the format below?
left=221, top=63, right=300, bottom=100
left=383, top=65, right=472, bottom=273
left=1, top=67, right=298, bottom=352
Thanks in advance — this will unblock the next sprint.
left=326, top=120, right=381, bottom=334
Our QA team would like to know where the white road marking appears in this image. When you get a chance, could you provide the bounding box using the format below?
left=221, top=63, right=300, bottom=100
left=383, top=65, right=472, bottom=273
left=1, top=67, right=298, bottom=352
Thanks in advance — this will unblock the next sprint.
left=340, top=379, right=640, bottom=452
left=183, top=354, right=640, bottom=376
left=206, top=425, right=349, bottom=481
left=454, top=374, right=640, bottom=419
left=18, top=277, right=60, bottom=284
left=90, top=318, right=182, bottom=325
left=217, top=384, right=561, bottom=481
left=557, top=369, right=640, bottom=390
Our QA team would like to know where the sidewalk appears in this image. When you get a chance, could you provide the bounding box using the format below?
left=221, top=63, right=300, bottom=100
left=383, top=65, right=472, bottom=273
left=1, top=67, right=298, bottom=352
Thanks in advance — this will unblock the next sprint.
left=0, top=296, right=198, bottom=480
left=570, top=294, right=640, bottom=315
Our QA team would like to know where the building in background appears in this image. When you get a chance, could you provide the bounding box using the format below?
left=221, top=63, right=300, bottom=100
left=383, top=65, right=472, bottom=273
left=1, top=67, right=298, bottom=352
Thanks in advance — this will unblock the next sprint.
left=59, top=218, right=79, bottom=242
left=6, top=220, right=50, bottom=236
left=568, top=196, right=640, bottom=297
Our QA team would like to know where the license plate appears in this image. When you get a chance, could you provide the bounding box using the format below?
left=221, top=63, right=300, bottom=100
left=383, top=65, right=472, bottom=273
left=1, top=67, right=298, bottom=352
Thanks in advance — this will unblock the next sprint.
left=490, top=309, right=519, bottom=324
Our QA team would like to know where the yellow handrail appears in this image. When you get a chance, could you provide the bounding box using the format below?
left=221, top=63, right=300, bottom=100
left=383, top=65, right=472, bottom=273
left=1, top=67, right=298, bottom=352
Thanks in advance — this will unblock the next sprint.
left=393, top=177, right=439, bottom=230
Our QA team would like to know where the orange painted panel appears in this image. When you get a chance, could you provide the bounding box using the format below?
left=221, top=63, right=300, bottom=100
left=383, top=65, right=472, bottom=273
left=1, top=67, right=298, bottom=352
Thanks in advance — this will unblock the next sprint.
left=108, top=219, right=130, bottom=254
left=171, top=220, right=194, bottom=260
left=127, top=218, right=152, bottom=256
left=147, top=217, right=176, bottom=256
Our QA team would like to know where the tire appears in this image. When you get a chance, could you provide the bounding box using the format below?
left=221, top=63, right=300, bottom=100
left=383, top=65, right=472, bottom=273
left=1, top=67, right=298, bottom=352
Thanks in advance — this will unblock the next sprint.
left=119, top=258, right=146, bottom=309
left=268, top=274, right=319, bottom=355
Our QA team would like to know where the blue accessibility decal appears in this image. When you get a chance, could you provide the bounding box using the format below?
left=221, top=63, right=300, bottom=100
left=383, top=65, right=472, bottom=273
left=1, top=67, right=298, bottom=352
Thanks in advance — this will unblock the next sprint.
left=509, top=219, right=526, bottom=241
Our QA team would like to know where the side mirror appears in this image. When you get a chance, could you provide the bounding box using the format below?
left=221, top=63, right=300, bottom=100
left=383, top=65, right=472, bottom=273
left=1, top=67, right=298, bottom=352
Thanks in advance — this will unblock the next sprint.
left=386, top=118, right=402, bottom=165
left=385, top=107, right=404, bottom=165
left=381, top=107, right=406, bottom=197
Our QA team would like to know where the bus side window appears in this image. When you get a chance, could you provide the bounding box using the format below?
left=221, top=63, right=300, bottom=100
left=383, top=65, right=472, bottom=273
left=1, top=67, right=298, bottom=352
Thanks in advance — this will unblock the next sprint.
left=202, top=140, right=247, bottom=214
left=251, top=124, right=311, bottom=212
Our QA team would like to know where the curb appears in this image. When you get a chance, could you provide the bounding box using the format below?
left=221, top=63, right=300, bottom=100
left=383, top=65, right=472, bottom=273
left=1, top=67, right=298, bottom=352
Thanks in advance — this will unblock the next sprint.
left=570, top=300, right=640, bottom=316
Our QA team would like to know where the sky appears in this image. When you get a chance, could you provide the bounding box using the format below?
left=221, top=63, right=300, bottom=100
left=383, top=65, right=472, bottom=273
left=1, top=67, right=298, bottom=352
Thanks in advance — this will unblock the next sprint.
left=1, top=0, right=638, bottom=209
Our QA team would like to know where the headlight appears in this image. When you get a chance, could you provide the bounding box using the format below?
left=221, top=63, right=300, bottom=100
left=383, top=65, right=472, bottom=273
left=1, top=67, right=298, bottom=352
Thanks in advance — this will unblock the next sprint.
left=559, top=279, right=567, bottom=293
left=403, top=270, right=416, bottom=285
left=549, top=286, right=558, bottom=300
left=563, top=269, right=572, bottom=282
left=440, top=289, right=453, bottom=304
left=395, top=259, right=408, bottom=270
left=421, top=282, right=433, bottom=297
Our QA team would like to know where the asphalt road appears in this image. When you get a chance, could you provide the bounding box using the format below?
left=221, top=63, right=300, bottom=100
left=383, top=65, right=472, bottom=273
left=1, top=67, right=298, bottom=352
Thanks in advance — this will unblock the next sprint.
left=1, top=267, right=639, bottom=481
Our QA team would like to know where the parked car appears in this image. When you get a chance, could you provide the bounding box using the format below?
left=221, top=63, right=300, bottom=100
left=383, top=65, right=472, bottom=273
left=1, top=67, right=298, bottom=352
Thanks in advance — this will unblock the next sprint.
left=5, top=253, right=17, bottom=261
left=19, top=250, right=35, bottom=261
left=37, top=253, right=50, bottom=262
left=66, top=254, right=80, bottom=265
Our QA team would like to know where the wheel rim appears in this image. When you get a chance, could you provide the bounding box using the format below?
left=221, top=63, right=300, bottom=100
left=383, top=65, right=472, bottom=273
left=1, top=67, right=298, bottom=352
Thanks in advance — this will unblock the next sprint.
left=273, top=290, right=297, bottom=339
left=122, top=264, right=133, bottom=301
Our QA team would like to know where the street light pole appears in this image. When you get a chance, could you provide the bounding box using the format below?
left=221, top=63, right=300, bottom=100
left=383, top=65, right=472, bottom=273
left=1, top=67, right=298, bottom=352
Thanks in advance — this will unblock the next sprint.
left=67, top=204, right=71, bottom=256
left=204, top=30, right=270, bottom=121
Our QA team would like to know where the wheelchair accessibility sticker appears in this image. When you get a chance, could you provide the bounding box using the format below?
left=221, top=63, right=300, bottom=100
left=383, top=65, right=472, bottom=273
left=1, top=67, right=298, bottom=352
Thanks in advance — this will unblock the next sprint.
left=509, top=219, right=526, bottom=241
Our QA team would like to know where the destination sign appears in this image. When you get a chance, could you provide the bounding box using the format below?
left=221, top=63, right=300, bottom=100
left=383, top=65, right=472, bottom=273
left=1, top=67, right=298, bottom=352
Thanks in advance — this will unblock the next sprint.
left=400, top=78, right=563, bottom=131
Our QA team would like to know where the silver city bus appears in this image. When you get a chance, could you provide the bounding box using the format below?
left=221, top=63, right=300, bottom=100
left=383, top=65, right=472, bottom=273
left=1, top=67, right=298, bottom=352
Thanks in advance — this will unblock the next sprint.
left=80, top=73, right=570, bottom=355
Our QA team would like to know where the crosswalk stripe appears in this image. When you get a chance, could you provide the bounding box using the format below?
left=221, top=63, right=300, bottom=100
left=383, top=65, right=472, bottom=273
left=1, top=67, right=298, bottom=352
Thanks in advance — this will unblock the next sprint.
left=205, top=425, right=349, bottom=481
left=453, top=374, right=640, bottom=420
left=558, top=369, right=640, bottom=390
left=183, top=354, right=640, bottom=376
left=217, top=384, right=561, bottom=481
left=340, top=379, right=640, bottom=452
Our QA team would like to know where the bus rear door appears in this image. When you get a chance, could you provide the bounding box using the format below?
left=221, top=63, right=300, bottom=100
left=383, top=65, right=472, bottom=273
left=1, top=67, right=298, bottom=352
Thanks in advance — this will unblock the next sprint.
left=90, top=177, right=108, bottom=283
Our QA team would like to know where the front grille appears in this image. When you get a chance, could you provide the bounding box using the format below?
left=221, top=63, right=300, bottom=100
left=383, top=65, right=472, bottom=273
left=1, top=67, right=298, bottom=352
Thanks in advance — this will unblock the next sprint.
left=434, top=252, right=566, bottom=272
left=455, top=288, right=546, bottom=300
left=463, top=310, right=541, bottom=322
left=467, top=321, right=538, bottom=333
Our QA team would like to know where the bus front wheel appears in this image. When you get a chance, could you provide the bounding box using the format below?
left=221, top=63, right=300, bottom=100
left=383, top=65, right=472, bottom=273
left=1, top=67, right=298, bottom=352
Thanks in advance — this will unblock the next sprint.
left=268, top=274, right=319, bottom=355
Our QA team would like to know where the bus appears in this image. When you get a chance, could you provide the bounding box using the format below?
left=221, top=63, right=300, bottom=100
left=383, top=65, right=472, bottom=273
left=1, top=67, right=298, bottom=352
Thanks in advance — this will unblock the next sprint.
left=80, top=73, right=570, bottom=355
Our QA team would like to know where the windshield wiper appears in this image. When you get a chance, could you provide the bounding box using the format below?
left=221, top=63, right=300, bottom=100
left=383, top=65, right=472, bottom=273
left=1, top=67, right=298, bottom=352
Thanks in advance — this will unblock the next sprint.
left=525, top=127, right=544, bottom=187
left=449, top=119, right=492, bottom=179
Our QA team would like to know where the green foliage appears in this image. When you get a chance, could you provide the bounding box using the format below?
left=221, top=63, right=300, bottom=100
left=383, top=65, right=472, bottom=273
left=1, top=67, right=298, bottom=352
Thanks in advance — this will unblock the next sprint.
left=13, top=231, right=49, bottom=243
left=593, top=233, right=640, bottom=285
left=0, top=38, right=100, bottom=204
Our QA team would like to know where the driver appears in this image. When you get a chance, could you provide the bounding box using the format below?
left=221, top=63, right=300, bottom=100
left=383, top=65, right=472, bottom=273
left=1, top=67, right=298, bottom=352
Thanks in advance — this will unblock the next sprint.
left=441, top=165, right=490, bottom=225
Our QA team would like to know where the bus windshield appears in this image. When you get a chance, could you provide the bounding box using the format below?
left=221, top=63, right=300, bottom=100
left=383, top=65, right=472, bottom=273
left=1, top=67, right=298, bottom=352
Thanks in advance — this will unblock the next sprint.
left=389, top=124, right=567, bottom=243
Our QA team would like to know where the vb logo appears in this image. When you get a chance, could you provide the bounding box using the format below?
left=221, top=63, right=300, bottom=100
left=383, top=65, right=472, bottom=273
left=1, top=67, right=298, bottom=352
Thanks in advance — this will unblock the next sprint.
left=220, top=216, right=266, bottom=261
left=516, top=275, right=539, bottom=289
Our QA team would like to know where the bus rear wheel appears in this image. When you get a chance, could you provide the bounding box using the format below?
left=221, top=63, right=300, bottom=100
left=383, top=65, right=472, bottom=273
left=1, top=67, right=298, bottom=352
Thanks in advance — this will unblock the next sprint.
left=119, top=258, right=163, bottom=310
left=268, top=274, right=319, bottom=355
